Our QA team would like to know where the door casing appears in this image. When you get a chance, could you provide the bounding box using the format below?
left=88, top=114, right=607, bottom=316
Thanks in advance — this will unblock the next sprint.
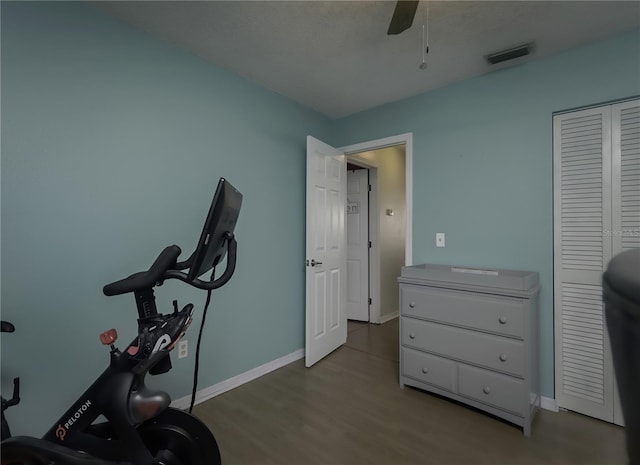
left=341, top=133, right=413, bottom=324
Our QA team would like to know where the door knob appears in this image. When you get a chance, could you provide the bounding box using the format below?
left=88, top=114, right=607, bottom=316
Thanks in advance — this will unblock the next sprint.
left=310, top=259, right=323, bottom=267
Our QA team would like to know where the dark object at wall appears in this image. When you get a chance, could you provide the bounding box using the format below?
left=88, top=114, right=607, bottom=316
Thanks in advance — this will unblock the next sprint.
left=603, top=248, right=640, bottom=465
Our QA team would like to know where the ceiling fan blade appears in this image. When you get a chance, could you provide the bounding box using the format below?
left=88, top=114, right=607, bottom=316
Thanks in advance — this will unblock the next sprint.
left=387, top=0, right=419, bottom=35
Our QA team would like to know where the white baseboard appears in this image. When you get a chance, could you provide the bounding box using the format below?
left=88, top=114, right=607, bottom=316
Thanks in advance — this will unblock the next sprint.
left=540, top=396, right=559, bottom=412
left=171, top=348, right=304, bottom=410
left=379, top=311, right=399, bottom=324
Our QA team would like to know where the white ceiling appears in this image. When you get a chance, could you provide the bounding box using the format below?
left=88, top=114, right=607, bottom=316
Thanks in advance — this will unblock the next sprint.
left=95, top=1, right=640, bottom=118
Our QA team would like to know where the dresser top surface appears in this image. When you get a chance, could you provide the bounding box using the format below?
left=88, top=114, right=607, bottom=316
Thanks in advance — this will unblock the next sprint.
left=399, top=264, right=539, bottom=293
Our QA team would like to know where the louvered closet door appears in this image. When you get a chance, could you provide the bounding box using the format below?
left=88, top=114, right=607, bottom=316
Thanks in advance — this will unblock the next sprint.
left=553, top=106, right=614, bottom=422
left=611, top=99, right=640, bottom=426
left=612, top=100, right=640, bottom=253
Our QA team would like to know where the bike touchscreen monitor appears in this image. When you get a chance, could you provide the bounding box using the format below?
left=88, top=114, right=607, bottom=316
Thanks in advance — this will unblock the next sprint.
left=187, top=178, right=243, bottom=281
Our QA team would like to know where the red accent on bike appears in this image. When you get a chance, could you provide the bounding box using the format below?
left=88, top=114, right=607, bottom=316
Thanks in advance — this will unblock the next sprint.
left=99, top=328, right=118, bottom=345
left=127, top=345, right=139, bottom=356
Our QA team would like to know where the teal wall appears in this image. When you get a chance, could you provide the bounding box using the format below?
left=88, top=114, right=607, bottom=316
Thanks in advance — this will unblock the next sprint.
left=2, top=0, right=639, bottom=437
left=1, top=1, right=331, bottom=436
left=332, top=29, right=640, bottom=399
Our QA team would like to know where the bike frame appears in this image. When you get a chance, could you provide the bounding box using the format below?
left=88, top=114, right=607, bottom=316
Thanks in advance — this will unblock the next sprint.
left=3, top=237, right=237, bottom=463
left=41, top=335, right=176, bottom=464
left=2, top=179, right=241, bottom=465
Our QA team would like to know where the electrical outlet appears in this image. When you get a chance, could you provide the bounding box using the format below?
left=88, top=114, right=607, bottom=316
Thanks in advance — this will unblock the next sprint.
left=436, top=233, right=445, bottom=248
left=178, top=340, right=188, bottom=359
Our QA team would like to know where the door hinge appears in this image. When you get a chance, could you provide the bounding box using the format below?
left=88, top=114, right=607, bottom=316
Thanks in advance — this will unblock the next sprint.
left=368, top=184, right=372, bottom=192
left=368, top=297, right=372, bottom=305
left=368, top=241, right=372, bottom=248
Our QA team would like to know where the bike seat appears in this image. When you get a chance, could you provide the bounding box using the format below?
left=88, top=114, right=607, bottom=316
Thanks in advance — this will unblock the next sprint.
left=1, top=436, right=111, bottom=464
left=103, top=245, right=182, bottom=296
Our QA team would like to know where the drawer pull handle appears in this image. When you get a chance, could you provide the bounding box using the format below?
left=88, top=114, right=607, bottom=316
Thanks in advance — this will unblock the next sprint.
left=409, top=302, right=416, bottom=308
left=422, top=367, right=429, bottom=374
left=499, top=354, right=508, bottom=362
left=409, top=333, right=416, bottom=339
left=498, top=316, right=507, bottom=324
left=483, top=386, right=491, bottom=395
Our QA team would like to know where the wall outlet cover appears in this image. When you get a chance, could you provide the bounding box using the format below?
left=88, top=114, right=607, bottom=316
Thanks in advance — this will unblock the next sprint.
left=178, top=340, right=188, bottom=359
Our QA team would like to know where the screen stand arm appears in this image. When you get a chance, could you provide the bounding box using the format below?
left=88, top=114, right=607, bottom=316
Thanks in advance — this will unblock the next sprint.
left=207, top=233, right=237, bottom=290
left=162, top=233, right=238, bottom=291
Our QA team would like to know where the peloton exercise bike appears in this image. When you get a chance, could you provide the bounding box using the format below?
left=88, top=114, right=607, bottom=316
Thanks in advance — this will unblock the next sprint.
left=1, top=178, right=242, bottom=465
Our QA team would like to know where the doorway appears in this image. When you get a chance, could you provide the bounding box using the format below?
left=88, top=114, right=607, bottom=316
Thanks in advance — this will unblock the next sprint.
left=346, top=163, right=370, bottom=322
left=347, top=144, right=408, bottom=327
left=304, top=133, right=412, bottom=367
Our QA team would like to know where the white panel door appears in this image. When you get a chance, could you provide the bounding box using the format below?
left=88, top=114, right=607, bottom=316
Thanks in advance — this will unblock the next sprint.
left=346, top=169, right=369, bottom=322
left=553, top=106, right=614, bottom=422
left=305, top=136, right=347, bottom=367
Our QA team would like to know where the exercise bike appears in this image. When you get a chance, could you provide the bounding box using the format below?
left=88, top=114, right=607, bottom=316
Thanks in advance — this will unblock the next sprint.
left=1, top=178, right=242, bottom=465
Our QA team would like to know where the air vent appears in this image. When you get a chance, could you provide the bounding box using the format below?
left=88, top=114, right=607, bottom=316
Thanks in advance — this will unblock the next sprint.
left=486, top=43, right=532, bottom=65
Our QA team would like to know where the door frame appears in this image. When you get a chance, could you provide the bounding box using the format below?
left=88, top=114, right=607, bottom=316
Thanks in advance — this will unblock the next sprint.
left=340, top=133, right=413, bottom=323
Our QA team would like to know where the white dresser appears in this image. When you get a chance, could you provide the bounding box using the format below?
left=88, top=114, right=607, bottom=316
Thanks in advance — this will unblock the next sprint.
left=398, top=264, right=540, bottom=436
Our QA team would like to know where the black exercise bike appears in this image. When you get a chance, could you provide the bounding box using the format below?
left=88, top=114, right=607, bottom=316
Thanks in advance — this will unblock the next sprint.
left=1, top=178, right=242, bottom=465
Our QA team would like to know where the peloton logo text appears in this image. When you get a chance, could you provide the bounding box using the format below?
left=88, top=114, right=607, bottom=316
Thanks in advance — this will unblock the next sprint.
left=55, top=400, right=92, bottom=441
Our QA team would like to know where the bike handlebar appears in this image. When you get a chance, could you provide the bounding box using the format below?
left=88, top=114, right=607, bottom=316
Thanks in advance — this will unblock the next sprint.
left=1, top=321, right=15, bottom=333
left=103, top=245, right=182, bottom=296
left=103, top=234, right=237, bottom=296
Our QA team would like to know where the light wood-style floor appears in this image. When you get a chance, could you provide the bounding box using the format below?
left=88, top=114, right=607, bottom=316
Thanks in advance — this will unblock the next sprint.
left=193, top=319, right=626, bottom=464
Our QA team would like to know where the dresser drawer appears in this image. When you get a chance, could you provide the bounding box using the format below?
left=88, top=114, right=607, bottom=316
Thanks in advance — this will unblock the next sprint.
left=458, top=364, right=526, bottom=415
left=402, top=318, right=524, bottom=377
left=401, top=285, right=525, bottom=338
left=401, top=347, right=455, bottom=392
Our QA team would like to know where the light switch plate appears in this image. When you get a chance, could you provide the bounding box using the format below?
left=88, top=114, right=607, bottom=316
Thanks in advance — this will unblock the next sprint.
left=436, top=233, right=445, bottom=248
